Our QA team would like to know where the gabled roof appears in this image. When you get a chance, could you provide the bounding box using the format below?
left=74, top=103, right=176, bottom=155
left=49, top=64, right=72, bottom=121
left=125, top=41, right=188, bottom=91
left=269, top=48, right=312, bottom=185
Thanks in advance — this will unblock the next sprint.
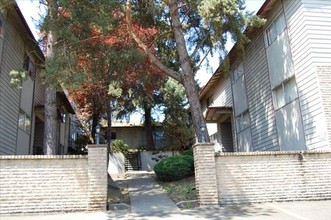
left=11, top=2, right=45, bottom=63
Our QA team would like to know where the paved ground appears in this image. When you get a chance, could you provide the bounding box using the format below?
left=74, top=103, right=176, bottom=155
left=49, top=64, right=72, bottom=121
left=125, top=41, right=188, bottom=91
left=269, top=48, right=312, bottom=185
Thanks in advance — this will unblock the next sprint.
left=2, top=172, right=331, bottom=220
left=126, top=171, right=180, bottom=213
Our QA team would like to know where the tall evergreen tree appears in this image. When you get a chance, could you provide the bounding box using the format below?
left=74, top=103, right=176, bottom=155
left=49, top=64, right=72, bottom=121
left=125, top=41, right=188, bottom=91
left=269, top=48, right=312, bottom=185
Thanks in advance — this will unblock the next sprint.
left=43, top=0, right=58, bottom=155
left=125, top=0, right=265, bottom=142
left=19, top=0, right=265, bottom=148
left=161, top=79, right=194, bottom=151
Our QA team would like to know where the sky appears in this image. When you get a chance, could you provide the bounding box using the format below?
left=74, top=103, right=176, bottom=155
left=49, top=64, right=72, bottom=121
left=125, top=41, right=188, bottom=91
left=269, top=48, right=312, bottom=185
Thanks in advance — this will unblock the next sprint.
left=16, top=0, right=265, bottom=123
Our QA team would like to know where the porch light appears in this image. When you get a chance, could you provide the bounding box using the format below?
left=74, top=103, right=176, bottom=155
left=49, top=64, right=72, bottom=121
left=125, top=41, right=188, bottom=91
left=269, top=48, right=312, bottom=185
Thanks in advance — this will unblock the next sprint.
left=200, top=125, right=206, bottom=143
left=96, top=124, right=101, bottom=145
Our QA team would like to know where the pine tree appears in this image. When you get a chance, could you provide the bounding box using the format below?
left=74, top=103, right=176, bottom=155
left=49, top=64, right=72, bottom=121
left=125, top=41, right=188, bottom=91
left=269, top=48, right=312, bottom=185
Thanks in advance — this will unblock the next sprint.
left=125, top=0, right=265, bottom=142
left=161, top=79, right=194, bottom=151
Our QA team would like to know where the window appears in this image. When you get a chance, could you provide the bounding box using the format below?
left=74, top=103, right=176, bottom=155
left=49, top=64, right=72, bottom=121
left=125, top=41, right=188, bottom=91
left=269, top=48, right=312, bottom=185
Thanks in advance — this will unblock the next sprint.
left=273, top=77, right=305, bottom=150
left=232, top=62, right=248, bottom=116
left=266, top=11, right=294, bottom=89
left=111, top=132, right=116, bottom=140
left=0, top=16, right=4, bottom=62
left=236, top=111, right=250, bottom=132
left=60, top=113, right=66, bottom=123
left=275, top=100, right=305, bottom=150
left=231, top=61, right=252, bottom=151
left=265, top=11, right=304, bottom=151
left=273, top=77, right=298, bottom=110
left=0, top=16, right=3, bottom=37
left=237, top=128, right=252, bottom=152
left=23, top=53, right=36, bottom=79
left=18, top=109, right=31, bottom=134
left=265, top=12, right=286, bottom=46
left=236, top=111, right=252, bottom=152
left=18, top=110, right=25, bottom=130
left=232, top=62, right=244, bottom=83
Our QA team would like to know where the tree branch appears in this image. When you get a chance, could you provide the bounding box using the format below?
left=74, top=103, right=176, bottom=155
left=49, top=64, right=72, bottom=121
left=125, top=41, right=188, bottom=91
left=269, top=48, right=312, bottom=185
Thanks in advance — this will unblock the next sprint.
left=174, top=3, right=187, bottom=12
left=189, top=32, right=210, bottom=60
left=148, top=30, right=172, bottom=48
left=126, top=0, right=182, bottom=83
left=193, top=48, right=211, bottom=75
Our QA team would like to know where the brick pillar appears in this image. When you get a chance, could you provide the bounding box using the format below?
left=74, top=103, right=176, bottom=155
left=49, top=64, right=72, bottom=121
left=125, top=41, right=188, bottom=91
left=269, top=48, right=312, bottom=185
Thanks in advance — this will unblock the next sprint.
left=193, top=143, right=219, bottom=206
left=87, top=145, right=108, bottom=211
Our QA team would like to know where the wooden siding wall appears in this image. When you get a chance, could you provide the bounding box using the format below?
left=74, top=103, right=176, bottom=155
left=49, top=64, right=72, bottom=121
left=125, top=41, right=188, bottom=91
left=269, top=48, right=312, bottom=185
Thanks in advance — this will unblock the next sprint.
left=201, top=77, right=232, bottom=118
left=34, top=70, right=45, bottom=107
left=112, top=127, right=145, bottom=149
left=301, top=0, right=331, bottom=65
left=303, top=0, right=331, bottom=148
left=212, top=78, right=232, bottom=107
left=205, top=78, right=233, bottom=145
left=243, top=31, right=279, bottom=151
left=201, top=0, right=330, bottom=152
left=284, top=0, right=330, bottom=150
left=0, top=13, right=25, bottom=155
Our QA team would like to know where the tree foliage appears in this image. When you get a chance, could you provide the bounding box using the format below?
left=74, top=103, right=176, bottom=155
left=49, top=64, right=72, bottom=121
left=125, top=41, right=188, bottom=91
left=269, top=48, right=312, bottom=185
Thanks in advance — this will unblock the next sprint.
left=39, top=1, right=167, bottom=145
left=125, top=0, right=265, bottom=142
left=26, top=0, right=265, bottom=146
left=161, top=79, right=194, bottom=151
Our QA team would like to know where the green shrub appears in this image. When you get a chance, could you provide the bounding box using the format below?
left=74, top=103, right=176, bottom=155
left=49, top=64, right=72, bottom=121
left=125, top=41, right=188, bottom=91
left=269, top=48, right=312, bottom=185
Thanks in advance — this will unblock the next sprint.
left=180, top=149, right=194, bottom=170
left=111, top=139, right=128, bottom=153
left=154, top=155, right=194, bottom=181
left=181, top=148, right=193, bottom=157
left=181, top=154, right=194, bottom=168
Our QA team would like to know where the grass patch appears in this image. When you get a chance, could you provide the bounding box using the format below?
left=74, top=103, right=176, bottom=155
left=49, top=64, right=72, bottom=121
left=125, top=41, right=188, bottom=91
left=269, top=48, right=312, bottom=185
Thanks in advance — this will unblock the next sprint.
left=156, top=175, right=197, bottom=208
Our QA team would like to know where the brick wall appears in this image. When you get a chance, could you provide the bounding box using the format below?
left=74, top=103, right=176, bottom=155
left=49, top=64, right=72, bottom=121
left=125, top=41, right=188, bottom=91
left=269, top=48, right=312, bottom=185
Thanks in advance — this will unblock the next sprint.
left=317, top=65, right=331, bottom=148
left=193, top=143, right=219, bottom=205
left=87, top=145, right=108, bottom=210
left=0, top=145, right=107, bottom=214
left=215, top=151, right=331, bottom=205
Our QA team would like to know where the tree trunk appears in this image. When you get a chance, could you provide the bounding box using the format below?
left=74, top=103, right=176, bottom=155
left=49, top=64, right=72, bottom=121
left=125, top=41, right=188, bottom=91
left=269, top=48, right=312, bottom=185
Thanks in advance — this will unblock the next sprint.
left=44, top=1, right=58, bottom=154
left=44, top=84, right=57, bottom=154
left=106, top=101, right=112, bottom=186
left=168, top=1, right=210, bottom=143
left=91, top=113, right=99, bottom=143
left=144, top=103, right=155, bottom=150
left=126, top=0, right=210, bottom=143
left=106, top=100, right=112, bottom=146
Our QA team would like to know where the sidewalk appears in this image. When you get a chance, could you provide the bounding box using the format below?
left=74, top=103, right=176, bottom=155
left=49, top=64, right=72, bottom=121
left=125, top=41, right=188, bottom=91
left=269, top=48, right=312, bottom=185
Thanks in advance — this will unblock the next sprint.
left=1, top=171, right=331, bottom=219
left=126, top=171, right=180, bottom=213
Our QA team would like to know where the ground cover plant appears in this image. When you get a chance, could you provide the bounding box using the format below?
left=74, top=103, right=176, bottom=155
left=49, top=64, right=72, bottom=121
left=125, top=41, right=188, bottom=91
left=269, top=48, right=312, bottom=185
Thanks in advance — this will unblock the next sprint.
left=156, top=176, right=198, bottom=209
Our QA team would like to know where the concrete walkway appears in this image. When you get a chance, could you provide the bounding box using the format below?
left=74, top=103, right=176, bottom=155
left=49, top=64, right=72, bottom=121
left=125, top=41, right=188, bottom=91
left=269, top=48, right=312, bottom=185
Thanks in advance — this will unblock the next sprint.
left=126, top=171, right=180, bottom=213
left=1, top=172, right=331, bottom=219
